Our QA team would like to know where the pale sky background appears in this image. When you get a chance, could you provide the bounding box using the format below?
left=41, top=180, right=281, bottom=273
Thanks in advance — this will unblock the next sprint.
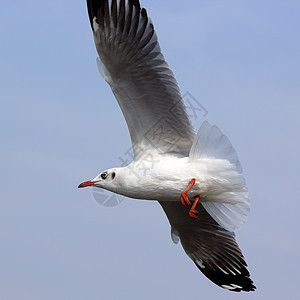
left=1, top=0, right=300, bottom=299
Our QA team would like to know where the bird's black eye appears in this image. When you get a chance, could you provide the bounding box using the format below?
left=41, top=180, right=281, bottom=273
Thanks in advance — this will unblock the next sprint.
left=112, top=172, right=116, bottom=179
left=101, top=172, right=107, bottom=179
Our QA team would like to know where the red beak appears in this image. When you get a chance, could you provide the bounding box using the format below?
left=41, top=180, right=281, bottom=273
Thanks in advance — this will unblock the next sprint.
left=78, top=180, right=95, bottom=188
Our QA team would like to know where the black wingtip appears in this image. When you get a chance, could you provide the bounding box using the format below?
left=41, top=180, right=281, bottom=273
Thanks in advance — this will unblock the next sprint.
left=86, top=0, right=106, bottom=29
left=86, top=0, right=142, bottom=30
left=129, top=0, right=140, bottom=9
left=196, top=262, right=256, bottom=292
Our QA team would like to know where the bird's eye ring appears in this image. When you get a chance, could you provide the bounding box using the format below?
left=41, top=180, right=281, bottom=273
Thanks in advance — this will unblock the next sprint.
left=101, top=172, right=107, bottom=179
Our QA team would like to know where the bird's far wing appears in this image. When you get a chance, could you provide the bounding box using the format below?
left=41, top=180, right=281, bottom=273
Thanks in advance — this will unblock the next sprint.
left=159, top=201, right=256, bottom=292
left=87, top=0, right=195, bottom=158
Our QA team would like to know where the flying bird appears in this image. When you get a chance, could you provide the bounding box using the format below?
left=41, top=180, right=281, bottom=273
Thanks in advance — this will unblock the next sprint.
left=79, top=0, right=256, bottom=292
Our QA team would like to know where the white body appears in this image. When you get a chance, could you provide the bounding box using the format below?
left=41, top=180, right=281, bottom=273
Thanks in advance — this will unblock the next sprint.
left=114, top=156, right=245, bottom=203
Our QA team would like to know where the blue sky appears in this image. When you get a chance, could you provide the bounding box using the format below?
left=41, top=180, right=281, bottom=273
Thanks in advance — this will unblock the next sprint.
left=1, top=0, right=299, bottom=299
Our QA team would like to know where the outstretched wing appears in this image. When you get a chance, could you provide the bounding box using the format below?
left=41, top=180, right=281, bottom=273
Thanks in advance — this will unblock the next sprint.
left=86, top=0, right=195, bottom=158
left=159, top=201, right=256, bottom=292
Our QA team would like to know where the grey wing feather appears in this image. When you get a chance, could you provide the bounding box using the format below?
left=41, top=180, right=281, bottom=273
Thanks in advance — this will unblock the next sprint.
left=159, top=201, right=256, bottom=292
left=87, top=0, right=195, bottom=157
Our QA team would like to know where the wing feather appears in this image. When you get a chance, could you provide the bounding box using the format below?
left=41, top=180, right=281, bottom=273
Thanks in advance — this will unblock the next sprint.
left=87, top=0, right=195, bottom=157
left=159, top=201, right=256, bottom=292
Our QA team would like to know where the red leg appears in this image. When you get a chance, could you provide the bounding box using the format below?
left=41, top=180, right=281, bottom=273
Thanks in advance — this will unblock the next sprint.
left=189, top=196, right=200, bottom=219
left=181, top=178, right=196, bottom=208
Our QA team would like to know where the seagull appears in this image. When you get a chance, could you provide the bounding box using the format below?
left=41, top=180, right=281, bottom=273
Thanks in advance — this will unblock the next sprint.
left=79, top=0, right=256, bottom=292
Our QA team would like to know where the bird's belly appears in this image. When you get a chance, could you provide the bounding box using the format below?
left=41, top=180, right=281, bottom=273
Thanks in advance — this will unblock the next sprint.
left=121, top=157, right=211, bottom=201
left=125, top=176, right=205, bottom=202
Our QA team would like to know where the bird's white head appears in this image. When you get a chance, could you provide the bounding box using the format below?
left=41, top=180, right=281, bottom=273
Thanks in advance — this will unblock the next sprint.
left=78, top=168, right=118, bottom=190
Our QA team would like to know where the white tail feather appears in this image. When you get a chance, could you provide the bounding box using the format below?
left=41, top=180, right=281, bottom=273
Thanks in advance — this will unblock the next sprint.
left=189, top=121, right=242, bottom=173
left=190, top=121, right=250, bottom=232
left=201, top=202, right=250, bottom=232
